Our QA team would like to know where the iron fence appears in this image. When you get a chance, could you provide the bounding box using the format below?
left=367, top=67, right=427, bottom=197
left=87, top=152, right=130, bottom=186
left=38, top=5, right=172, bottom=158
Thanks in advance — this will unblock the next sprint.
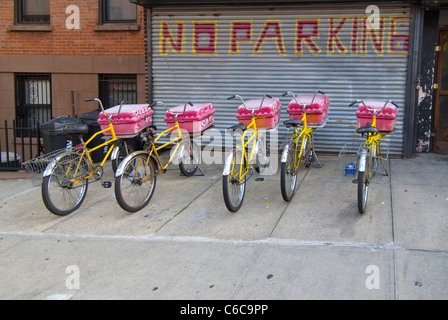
left=0, top=120, right=43, bottom=171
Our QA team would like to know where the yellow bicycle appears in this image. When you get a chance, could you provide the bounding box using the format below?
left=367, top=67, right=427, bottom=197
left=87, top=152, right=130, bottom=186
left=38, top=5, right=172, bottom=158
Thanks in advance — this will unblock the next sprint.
left=280, top=91, right=326, bottom=202
left=350, top=99, right=399, bottom=214
left=114, top=101, right=199, bottom=212
left=40, top=98, right=126, bottom=216
left=222, top=94, right=272, bottom=212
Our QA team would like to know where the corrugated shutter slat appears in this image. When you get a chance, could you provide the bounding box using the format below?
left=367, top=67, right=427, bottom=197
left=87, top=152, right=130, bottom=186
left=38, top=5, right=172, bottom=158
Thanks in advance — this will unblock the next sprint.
left=150, top=5, right=411, bottom=156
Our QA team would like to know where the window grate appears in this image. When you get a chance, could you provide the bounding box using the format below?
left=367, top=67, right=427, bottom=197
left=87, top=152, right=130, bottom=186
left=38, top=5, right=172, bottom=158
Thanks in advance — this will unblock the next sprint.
left=15, top=74, right=52, bottom=137
left=99, top=74, right=137, bottom=109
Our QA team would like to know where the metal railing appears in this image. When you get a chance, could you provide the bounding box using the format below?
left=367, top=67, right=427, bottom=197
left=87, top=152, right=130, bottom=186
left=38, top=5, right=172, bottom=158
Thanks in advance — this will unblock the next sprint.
left=0, top=120, right=43, bottom=171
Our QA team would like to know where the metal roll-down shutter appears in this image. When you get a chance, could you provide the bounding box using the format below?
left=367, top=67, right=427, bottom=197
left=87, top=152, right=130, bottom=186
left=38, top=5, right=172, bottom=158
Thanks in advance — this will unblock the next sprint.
left=150, top=4, right=411, bottom=156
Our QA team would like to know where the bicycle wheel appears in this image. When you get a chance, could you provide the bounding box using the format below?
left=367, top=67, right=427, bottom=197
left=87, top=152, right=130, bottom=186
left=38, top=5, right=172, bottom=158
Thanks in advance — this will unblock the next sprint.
left=222, top=149, right=246, bottom=212
left=302, top=136, right=312, bottom=168
left=179, top=140, right=199, bottom=176
left=41, top=152, right=89, bottom=216
left=357, top=170, right=369, bottom=214
left=115, top=153, right=157, bottom=212
left=357, top=145, right=375, bottom=214
left=281, top=142, right=298, bottom=202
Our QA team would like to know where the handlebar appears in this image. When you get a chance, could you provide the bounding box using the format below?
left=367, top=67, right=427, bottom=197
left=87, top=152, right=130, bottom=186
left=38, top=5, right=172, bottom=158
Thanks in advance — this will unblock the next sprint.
left=350, top=99, right=399, bottom=113
left=282, top=91, right=325, bottom=111
left=85, top=98, right=124, bottom=119
left=150, top=100, right=193, bottom=118
left=228, top=94, right=273, bottom=115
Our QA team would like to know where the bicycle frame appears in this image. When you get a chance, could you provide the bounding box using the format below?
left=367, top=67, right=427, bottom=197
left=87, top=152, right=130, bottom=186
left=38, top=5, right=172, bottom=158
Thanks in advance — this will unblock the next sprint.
left=281, top=91, right=323, bottom=172
left=115, top=114, right=188, bottom=180
left=83, top=123, right=119, bottom=169
left=43, top=98, right=123, bottom=184
left=224, top=94, right=273, bottom=181
left=43, top=121, right=119, bottom=185
left=284, top=116, right=314, bottom=173
left=358, top=113, right=386, bottom=174
left=148, top=120, right=185, bottom=174
left=229, top=116, right=260, bottom=182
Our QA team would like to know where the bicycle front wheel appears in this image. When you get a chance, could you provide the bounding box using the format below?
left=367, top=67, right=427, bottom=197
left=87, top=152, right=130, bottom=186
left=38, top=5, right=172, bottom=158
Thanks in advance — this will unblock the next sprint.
left=115, top=153, right=157, bottom=212
left=281, top=143, right=298, bottom=202
left=222, top=150, right=246, bottom=212
left=41, top=152, right=89, bottom=216
left=358, top=146, right=376, bottom=214
left=357, top=170, right=369, bottom=214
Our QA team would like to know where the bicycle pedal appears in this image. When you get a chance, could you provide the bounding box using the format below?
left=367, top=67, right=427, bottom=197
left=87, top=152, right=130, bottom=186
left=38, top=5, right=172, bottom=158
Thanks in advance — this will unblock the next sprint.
left=102, top=181, right=112, bottom=188
left=352, top=179, right=358, bottom=184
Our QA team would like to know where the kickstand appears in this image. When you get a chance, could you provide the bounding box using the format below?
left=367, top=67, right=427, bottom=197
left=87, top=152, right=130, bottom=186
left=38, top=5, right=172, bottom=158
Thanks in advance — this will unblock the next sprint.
left=311, top=150, right=323, bottom=168
left=379, top=158, right=389, bottom=177
left=195, top=165, right=205, bottom=176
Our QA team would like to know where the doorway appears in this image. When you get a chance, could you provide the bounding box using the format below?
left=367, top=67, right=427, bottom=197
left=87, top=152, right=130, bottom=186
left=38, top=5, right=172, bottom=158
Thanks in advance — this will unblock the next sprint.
left=435, top=31, right=448, bottom=154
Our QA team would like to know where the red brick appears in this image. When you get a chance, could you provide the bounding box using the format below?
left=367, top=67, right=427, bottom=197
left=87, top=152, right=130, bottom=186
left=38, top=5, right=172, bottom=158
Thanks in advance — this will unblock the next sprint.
left=0, top=0, right=145, bottom=56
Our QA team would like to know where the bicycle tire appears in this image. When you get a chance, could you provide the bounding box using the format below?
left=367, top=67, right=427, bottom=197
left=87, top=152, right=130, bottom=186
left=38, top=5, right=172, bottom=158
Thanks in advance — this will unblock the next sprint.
left=222, top=149, right=246, bottom=212
left=114, top=153, right=157, bottom=212
left=41, top=152, right=89, bottom=216
left=357, top=170, right=368, bottom=214
left=179, top=140, right=199, bottom=176
left=302, top=137, right=312, bottom=168
left=280, top=143, right=298, bottom=202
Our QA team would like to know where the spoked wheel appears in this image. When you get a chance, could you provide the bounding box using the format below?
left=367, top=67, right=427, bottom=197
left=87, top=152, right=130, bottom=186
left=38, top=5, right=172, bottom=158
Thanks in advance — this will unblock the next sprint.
left=115, top=153, right=157, bottom=212
left=179, top=140, right=200, bottom=176
left=302, top=137, right=312, bottom=168
left=41, top=152, right=89, bottom=216
left=281, top=136, right=311, bottom=202
left=281, top=143, right=298, bottom=202
left=223, top=149, right=246, bottom=212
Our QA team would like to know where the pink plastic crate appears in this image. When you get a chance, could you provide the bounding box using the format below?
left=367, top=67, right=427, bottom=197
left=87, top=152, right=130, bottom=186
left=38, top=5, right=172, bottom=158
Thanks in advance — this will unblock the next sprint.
left=356, top=101, right=398, bottom=132
left=97, top=104, right=153, bottom=136
left=236, top=98, right=282, bottom=129
left=287, top=95, right=330, bottom=126
left=164, top=103, right=215, bottom=133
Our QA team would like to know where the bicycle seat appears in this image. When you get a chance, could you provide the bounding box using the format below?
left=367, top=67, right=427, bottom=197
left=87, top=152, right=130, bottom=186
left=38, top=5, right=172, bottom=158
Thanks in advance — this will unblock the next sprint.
left=63, top=123, right=89, bottom=136
left=228, top=123, right=248, bottom=132
left=284, top=119, right=303, bottom=127
left=356, top=123, right=379, bottom=135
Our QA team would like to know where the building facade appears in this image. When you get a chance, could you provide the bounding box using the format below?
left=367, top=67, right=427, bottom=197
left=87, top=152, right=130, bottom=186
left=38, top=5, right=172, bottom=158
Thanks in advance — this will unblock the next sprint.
left=132, top=0, right=448, bottom=157
left=0, top=0, right=146, bottom=163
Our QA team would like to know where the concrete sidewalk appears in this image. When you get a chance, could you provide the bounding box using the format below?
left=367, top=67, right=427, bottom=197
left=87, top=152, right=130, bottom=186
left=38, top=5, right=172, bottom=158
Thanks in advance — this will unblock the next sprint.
left=0, top=152, right=447, bottom=300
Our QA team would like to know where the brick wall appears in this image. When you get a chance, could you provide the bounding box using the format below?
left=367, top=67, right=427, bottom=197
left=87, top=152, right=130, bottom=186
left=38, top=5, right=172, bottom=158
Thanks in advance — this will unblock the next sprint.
left=0, top=0, right=145, bottom=56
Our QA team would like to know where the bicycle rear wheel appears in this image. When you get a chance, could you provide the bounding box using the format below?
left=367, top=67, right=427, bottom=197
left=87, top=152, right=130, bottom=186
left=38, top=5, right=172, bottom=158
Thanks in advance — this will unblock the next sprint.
left=115, top=153, right=157, bottom=212
left=281, top=142, right=298, bottom=202
left=41, top=152, right=89, bottom=216
left=222, top=149, right=246, bottom=212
